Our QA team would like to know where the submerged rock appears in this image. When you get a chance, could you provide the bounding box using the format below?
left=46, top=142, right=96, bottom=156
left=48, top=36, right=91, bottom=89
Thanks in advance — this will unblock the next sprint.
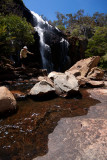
left=11, top=90, right=27, bottom=101
left=0, top=86, right=17, bottom=115
left=34, top=88, right=107, bottom=160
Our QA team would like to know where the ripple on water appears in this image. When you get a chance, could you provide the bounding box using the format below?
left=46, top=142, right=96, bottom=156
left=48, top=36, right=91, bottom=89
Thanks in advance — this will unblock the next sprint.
left=0, top=89, right=99, bottom=160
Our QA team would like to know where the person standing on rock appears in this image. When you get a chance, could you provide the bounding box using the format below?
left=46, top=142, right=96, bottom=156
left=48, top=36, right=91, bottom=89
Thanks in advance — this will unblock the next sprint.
left=20, top=46, right=34, bottom=68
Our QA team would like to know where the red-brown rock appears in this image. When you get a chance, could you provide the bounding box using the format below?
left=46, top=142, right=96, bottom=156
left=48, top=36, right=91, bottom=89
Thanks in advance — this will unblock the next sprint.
left=0, top=86, right=17, bottom=114
left=87, top=67, right=104, bottom=80
left=66, top=56, right=100, bottom=77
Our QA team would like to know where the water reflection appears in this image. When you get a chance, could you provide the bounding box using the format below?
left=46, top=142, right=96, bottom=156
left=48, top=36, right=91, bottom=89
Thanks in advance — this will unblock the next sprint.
left=0, top=89, right=99, bottom=160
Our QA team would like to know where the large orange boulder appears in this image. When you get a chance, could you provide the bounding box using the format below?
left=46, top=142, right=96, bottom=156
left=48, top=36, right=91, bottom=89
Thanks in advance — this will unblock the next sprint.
left=0, top=86, right=17, bottom=114
left=66, top=56, right=100, bottom=77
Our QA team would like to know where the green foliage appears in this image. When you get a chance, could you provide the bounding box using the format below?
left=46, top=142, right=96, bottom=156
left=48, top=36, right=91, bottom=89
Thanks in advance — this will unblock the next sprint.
left=85, top=26, right=107, bottom=68
left=48, top=10, right=107, bottom=68
left=0, top=0, right=25, bottom=16
left=57, top=25, right=66, bottom=32
left=85, top=26, right=107, bottom=57
left=0, top=14, right=35, bottom=56
left=99, top=54, right=107, bottom=69
left=69, top=24, right=94, bottom=39
left=70, top=26, right=80, bottom=37
left=92, top=12, right=107, bottom=26
left=54, top=12, right=67, bottom=26
left=50, top=10, right=107, bottom=39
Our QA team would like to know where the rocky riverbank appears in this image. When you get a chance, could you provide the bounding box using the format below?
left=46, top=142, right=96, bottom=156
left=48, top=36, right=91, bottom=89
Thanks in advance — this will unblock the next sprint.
left=34, top=88, right=107, bottom=160
left=0, top=55, right=107, bottom=159
left=0, top=56, right=107, bottom=118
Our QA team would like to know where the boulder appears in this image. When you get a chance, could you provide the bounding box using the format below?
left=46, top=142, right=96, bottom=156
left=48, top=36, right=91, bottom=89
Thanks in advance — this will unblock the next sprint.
left=49, top=72, right=79, bottom=97
left=87, top=67, right=104, bottom=80
left=29, top=80, right=55, bottom=99
left=86, top=80, right=104, bottom=88
left=66, top=56, right=100, bottom=77
left=48, top=71, right=63, bottom=79
left=76, top=76, right=89, bottom=87
left=77, top=76, right=104, bottom=88
left=11, top=90, right=27, bottom=101
left=38, top=76, right=54, bottom=87
left=34, top=88, right=107, bottom=160
left=0, top=86, right=17, bottom=114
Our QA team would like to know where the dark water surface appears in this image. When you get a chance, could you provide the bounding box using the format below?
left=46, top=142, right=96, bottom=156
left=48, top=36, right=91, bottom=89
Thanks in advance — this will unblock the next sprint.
left=0, top=86, right=99, bottom=160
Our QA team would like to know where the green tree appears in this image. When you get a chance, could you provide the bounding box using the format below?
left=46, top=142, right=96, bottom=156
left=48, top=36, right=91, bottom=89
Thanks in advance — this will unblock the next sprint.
left=55, top=12, right=67, bottom=26
left=92, top=12, right=107, bottom=26
left=0, top=14, right=35, bottom=56
left=66, top=13, right=73, bottom=27
left=57, top=25, right=66, bottom=32
left=74, top=9, right=84, bottom=23
left=85, top=26, right=107, bottom=57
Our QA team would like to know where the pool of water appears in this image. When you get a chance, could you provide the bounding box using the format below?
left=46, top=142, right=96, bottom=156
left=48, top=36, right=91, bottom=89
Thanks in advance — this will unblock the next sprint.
left=0, top=85, right=99, bottom=160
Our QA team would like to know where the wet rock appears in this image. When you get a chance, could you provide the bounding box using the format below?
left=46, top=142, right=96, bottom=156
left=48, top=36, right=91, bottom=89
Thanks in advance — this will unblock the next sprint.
left=35, top=118, right=107, bottom=160
left=49, top=72, right=79, bottom=97
left=86, top=80, right=104, bottom=88
left=87, top=67, right=104, bottom=80
left=0, top=56, right=48, bottom=81
left=0, top=86, right=17, bottom=114
left=29, top=80, right=55, bottom=99
left=77, top=76, right=105, bottom=88
left=34, top=88, right=107, bottom=160
left=66, top=56, right=100, bottom=77
left=104, top=81, right=107, bottom=87
left=11, top=90, right=27, bottom=101
left=88, top=88, right=107, bottom=103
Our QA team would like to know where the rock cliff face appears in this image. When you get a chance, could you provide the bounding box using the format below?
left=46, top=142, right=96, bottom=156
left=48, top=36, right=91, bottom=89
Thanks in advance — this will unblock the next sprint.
left=68, top=37, right=88, bottom=66
left=0, top=0, right=26, bottom=16
left=0, top=0, right=88, bottom=73
left=24, top=11, right=71, bottom=72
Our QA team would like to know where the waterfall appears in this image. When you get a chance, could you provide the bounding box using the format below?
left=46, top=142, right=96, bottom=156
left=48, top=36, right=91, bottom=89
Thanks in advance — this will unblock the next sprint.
left=30, top=11, right=70, bottom=72
left=31, top=11, right=53, bottom=72
left=60, top=38, right=70, bottom=71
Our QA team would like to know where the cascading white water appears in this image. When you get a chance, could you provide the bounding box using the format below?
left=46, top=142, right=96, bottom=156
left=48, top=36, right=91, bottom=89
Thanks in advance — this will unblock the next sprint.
left=30, top=11, right=70, bottom=72
left=60, top=38, right=71, bottom=71
left=31, top=11, right=53, bottom=72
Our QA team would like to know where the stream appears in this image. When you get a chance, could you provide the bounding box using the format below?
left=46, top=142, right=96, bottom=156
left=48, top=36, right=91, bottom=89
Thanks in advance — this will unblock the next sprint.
left=0, top=81, right=99, bottom=160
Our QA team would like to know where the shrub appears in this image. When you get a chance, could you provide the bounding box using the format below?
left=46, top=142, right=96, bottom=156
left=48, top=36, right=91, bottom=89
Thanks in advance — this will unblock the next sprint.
left=0, top=14, right=35, bottom=56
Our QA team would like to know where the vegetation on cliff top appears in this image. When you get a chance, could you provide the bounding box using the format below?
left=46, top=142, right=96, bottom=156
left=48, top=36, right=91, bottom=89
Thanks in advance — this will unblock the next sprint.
left=46, top=10, right=107, bottom=68
left=0, top=0, right=24, bottom=16
left=0, top=0, right=107, bottom=69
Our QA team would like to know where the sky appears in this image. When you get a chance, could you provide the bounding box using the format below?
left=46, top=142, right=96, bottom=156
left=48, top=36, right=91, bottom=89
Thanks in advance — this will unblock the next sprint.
left=23, top=0, right=107, bottom=21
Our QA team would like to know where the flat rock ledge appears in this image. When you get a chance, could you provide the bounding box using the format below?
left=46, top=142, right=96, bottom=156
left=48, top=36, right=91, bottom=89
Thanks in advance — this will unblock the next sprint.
left=34, top=88, right=107, bottom=160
